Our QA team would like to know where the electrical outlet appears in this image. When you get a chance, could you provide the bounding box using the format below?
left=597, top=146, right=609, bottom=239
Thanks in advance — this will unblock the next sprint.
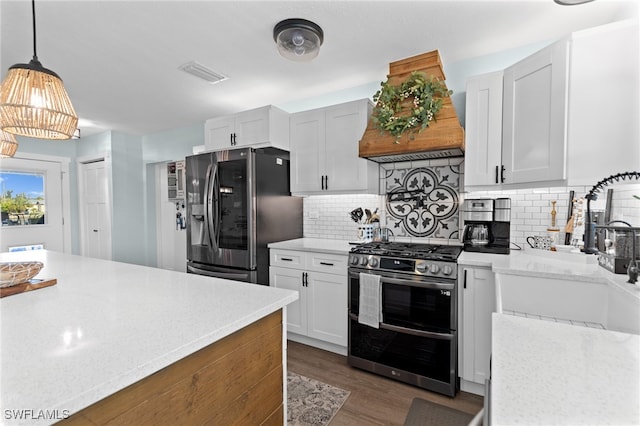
left=308, top=210, right=320, bottom=220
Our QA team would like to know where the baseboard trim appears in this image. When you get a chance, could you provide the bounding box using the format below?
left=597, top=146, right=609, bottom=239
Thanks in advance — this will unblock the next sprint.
left=287, top=333, right=347, bottom=356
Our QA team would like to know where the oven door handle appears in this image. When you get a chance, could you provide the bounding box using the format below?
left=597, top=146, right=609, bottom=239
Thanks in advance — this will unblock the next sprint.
left=380, top=322, right=454, bottom=340
left=349, top=313, right=453, bottom=340
left=349, top=272, right=455, bottom=291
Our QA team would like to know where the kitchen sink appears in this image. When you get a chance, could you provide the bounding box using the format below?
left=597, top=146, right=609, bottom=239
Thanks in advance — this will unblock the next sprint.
left=496, top=272, right=640, bottom=335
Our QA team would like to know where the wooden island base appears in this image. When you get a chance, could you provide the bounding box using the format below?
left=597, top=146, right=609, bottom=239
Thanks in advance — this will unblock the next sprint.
left=60, top=310, right=284, bottom=425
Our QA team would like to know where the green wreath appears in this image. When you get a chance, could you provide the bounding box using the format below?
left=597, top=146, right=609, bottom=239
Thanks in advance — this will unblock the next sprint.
left=372, top=71, right=452, bottom=143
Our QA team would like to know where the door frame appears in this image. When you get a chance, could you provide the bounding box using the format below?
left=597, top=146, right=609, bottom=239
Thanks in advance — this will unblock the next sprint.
left=77, top=152, right=113, bottom=259
left=2, top=152, right=72, bottom=253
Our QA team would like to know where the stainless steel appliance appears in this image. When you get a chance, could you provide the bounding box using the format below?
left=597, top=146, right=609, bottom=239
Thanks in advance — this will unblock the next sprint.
left=462, top=198, right=511, bottom=255
left=347, top=242, right=462, bottom=397
left=186, top=147, right=302, bottom=285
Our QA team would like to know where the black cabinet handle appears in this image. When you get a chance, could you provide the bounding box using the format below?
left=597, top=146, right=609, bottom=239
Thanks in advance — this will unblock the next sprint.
left=302, top=272, right=309, bottom=287
left=463, top=269, right=467, bottom=289
left=500, top=165, right=505, bottom=183
left=319, top=262, right=334, bottom=266
left=281, top=257, right=293, bottom=262
left=233, top=133, right=237, bottom=145
left=495, top=165, right=499, bottom=184
left=325, top=175, right=328, bottom=190
left=230, top=133, right=233, bottom=146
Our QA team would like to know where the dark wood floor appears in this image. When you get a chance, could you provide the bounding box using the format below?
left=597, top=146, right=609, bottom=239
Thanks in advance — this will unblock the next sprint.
left=287, top=341, right=483, bottom=426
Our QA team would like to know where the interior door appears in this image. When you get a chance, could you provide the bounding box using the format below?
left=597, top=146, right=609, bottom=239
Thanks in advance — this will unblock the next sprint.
left=0, top=157, right=65, bottom=252
left=79, top=160, right=112, bottom=260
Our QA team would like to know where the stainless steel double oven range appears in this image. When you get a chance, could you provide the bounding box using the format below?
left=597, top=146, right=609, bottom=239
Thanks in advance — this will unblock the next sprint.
left=348, top=242, right=462, bottom=397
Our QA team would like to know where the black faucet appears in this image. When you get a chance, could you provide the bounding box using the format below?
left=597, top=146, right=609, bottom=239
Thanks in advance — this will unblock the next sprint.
left=628, top=227, right=638, bottom=284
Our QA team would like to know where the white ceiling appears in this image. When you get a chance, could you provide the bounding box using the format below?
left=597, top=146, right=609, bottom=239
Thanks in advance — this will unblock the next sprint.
left=1, top=0, right=637, bottom=138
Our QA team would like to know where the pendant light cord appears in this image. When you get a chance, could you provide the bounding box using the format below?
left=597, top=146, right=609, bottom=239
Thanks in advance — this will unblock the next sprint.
left=31, top=0, right=38, bottom=61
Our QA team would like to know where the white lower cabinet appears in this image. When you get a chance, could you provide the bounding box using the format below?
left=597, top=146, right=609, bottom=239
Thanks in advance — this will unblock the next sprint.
left=458, top=265, right=496, bottom=396
left=270, top=249, right=348, bottom=354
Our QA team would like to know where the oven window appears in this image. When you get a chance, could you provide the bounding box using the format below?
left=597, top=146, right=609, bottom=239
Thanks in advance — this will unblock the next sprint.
left=349, top=276, right=453, bottom=333
left=384, top=283, right=452, bottom=332
left=349, top=318, right=454, bottom=384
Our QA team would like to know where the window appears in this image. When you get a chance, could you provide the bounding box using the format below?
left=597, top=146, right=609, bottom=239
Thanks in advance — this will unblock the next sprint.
left=1, top=171, right=46, bottom=226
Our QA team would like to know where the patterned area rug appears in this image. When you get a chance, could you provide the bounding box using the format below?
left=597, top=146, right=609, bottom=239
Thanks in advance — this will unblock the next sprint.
left=287, top=372, right=350, bottom=426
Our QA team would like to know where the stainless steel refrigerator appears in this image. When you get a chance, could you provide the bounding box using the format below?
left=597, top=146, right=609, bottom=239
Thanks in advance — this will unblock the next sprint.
left=186, top=147, right=302, bottom=285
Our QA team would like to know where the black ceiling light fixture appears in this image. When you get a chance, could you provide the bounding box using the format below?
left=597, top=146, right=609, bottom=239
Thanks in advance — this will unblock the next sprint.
left=554, top=0, right=595, bottom=5
left=273, top=18, right=324, bottom=62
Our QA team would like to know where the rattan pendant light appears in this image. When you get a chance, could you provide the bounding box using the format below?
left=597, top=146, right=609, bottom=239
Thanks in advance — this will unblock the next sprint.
left=0, top=129, right=19, bottom=158
left=0, top=0, right=78, bottom=140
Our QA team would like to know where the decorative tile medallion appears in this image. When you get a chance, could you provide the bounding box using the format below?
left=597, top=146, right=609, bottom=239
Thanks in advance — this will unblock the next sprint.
left=384, top=164, right=461, bottom=239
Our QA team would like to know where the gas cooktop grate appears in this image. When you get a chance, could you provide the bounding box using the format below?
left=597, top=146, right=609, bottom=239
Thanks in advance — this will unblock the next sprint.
left=351, top=242, right=462, bottom=262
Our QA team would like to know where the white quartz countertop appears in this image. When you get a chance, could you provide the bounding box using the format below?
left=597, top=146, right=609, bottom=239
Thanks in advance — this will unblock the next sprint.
left=491, top=313, right=640, bottom=425
left=458, top=249, right=640, bottom=300
left=268, top=237, right=353, bottom=255
left=0, top=250, right=297, bottom=425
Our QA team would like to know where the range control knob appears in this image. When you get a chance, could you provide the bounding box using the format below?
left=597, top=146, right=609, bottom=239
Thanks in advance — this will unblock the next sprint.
left=369, top=257, right=379, bottom=268
left=442, top=265, right=453, bottom=276
left=350, top=255, right=359, bottom=265
left=416, top=262, right=428, bottom=273
left=360, top=257, right=368, bottom=267
left=430, top=264, right=441, bottom=274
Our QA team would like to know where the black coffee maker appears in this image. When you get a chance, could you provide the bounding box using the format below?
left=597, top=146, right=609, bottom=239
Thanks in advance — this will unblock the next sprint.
left=462, top=198, right=511, bottom=254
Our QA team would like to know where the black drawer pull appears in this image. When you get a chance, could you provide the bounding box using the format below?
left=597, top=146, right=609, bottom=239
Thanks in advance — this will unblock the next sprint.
left=281, top=257, right=293, bottom=261
left=319, top=262, right=334, bottom=266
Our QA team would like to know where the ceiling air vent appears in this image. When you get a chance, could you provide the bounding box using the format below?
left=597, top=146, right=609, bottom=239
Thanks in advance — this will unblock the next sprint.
left=178, top=61, right=228, bottom=84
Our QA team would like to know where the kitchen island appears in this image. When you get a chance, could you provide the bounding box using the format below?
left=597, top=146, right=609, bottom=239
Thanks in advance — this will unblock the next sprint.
left=0, top=250, right=297, bottom=425
left=491, top=313, right=640, bottom=425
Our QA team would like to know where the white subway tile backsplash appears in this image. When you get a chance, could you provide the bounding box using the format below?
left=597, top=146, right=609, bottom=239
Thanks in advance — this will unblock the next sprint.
left=303, top=168, right=639, bottom=251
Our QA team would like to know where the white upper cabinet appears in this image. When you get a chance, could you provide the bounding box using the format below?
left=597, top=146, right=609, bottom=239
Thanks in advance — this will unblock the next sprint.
left=464, top=19, right=638, bottom=189
left=289, top=99, right=379, bottom=195
left=464, top=71, right=504, bottom=187
left=204, top=105, right=290, bottom=151
left=565, top=20, right=639, bottom=185
left=502, top=39, right=569, bottom=185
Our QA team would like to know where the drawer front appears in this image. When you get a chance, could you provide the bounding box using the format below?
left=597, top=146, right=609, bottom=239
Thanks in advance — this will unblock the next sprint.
left=270, top=250, right=305, bottom=269
left=306, top=253, right=348, bottom=275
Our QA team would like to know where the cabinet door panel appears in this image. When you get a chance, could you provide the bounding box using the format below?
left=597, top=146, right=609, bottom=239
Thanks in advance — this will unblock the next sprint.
left=205, top=117, right=235, bottom=150
left=235, top=108, right=270, bottom=146
left=270, top=266, right=306, bottom=334
left=306, top=271, right=347, bottom=346
left=324, top=103, right=371, bottom=192
left=464, top=71, right=504, bottom=187
left=460, top=266, right=495, bottom=386
left=502, top=40, right=568, bottom=184
left=290, top=110, right=325, bottom=193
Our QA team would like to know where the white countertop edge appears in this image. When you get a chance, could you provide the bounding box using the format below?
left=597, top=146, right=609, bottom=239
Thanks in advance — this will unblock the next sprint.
left=52, top=295, right=297, bottom=416
left=459, top=250, right=640, bottom=300
left=268, top=237, right=353, bottom=255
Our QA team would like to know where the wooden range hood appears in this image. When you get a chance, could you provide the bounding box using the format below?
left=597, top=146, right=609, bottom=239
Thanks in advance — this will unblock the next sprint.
left=359, top=51, right=465, bottom=163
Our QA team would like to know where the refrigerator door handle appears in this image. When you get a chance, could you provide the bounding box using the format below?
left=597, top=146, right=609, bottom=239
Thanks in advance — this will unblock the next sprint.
left=203, top=163, right=213, bottom=247
left=205, top=162, right=219, bottom=251
left=211, top=161, right=221, bottom=251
